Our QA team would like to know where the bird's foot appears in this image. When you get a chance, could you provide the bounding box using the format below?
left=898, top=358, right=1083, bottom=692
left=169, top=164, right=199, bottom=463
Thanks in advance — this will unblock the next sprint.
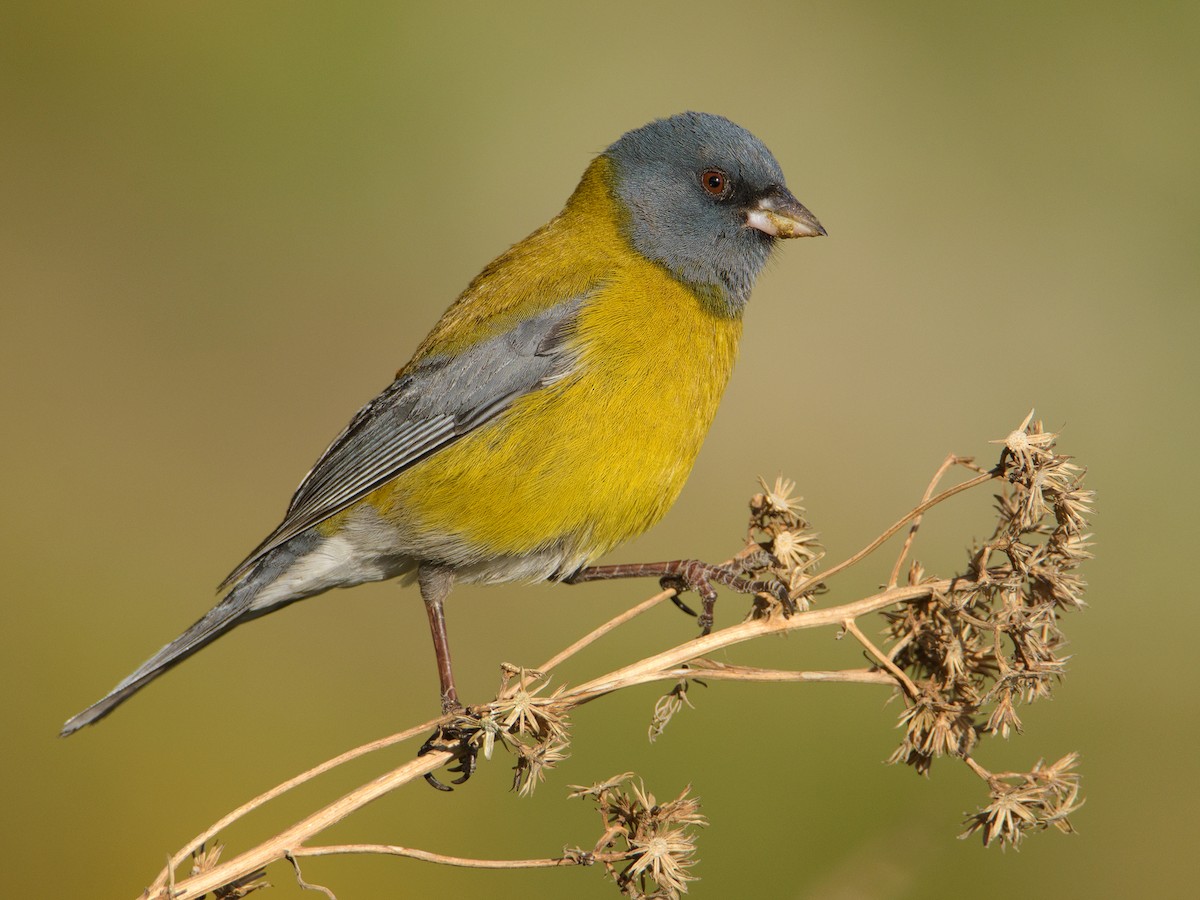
left=657, top=559, right=794, bottom=635
left=419, top=709, right=481, bottom=791
left=566, top=557, right=791, bottom=636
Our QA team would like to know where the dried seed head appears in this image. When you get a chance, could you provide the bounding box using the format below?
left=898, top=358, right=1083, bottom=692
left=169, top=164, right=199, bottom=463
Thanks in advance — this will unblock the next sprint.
left=960, top=754, right=1083, bottom=849
left=570, top=776, right=707, bottom=899
left=756, top=475, right=806, bottom=520
left=883, top=414, right=1090, bottom=791
left=648, top=679, right=697, bottom=743
left=512, top=738, right=570, bottom=796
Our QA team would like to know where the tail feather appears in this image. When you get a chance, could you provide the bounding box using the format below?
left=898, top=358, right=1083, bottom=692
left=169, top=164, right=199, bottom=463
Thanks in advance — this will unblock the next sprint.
left=60, top=527, right=388, bottom=736
left=59, top=534, right=319, bottom=737
left=60, top=587, right=255, bottom=736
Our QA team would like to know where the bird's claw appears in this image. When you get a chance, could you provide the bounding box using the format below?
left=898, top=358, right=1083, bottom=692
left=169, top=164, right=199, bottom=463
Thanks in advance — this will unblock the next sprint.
left=419, top=718, right=480, bottom=791
left=660, top=571, right=717, bottom=634
left=668, top=592, right=699, bottom=618
left=660, top=560, right=794, bottom=636
left=755, top=576, right=796, bottom=614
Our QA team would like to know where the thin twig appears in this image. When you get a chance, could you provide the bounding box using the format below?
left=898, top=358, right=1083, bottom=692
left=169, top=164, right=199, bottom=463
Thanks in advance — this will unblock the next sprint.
left=790, top=470, right=996, bottom=597
left=841, top=618, right=921, bottom=699
left=885, top=630, right=914, bottom=663
left=560, top=580, right=956, bottom=706
left=289, top=844, right=621, bottom=868
left=285, top=851, right=334, bottom=899
left=963, top=756, right=995, bottom=783
left=888, top=453, right=961, bottom=588
left=146, top=750, right=458, bottom=900
left=148, top=717, right=445, bottom=895
left=566, top=663, right=899, bottom=710
left=659, top=663, right=896, bottom=685
left=534, top=588, right=676, bottom=678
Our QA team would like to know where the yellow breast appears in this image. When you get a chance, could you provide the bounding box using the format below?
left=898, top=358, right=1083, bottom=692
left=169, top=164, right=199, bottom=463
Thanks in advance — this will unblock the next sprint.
left=360, top=158, right=743, bottom=571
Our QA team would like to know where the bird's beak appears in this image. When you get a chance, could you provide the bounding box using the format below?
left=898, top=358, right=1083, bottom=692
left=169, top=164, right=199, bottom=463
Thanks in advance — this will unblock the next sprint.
left=745, top=187, right=826, bottom=238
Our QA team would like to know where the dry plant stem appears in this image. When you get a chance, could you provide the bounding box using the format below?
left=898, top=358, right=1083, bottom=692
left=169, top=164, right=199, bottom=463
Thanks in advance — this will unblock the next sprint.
left=562, top=580, right=953, bottom=705
left=888, top=454, right=961, bottom=588
left=148, top=717, right=445, bottom=895
left=290, top=844, right=623, bottom=869
left=535, top=588, right=676, bottom=676
left=558, top=476, right=997, bottom=706
left=963, top=756, right=995, bottom=783
left=529, top=543, right=763, bottom=687
left=841, top=618, right=920, bottom=698
left=791, top=470, right=996, bottom=597
left=143, top=468, right=1001, bottom=900
left=658, top=663, right=895, bottom=686
left=286, top=852, right=333, bottom=899
left=142, top=583, right=949, bottom=900
left=562, top=661, right=901, bottom=706
left=885, top=630, right=914, bottom=663
left=147, top=750, right=459, bottom=900
left=150, top=588, right=681, bottom=892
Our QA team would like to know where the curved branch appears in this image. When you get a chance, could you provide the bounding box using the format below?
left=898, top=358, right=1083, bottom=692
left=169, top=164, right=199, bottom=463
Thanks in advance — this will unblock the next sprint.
left=137, top=459, right=1018, bottom=900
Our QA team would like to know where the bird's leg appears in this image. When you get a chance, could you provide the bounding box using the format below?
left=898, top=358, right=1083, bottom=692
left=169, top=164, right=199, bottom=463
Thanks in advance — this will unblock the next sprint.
left=419, top=564, right=460, bottom=712
left=565, top=559, right=793, bottom=635
left=416, top=564, right=478, bottom=790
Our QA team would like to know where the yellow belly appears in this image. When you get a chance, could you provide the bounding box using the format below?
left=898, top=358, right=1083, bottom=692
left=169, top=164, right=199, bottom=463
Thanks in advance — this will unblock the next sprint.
left=368, top=260, right=741, bottom=569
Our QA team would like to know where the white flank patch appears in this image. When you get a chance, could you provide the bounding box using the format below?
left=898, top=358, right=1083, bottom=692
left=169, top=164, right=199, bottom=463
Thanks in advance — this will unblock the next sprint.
left=249, top=534, right=376, bottom=611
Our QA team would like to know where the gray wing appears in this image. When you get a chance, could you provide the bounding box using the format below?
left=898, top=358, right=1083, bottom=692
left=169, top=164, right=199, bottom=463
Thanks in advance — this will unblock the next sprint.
left=220, top=295, right=587, bottom=588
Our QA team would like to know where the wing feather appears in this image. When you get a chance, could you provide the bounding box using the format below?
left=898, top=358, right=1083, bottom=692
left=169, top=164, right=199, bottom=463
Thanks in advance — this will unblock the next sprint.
left=220, top=295, right=588, bottom=588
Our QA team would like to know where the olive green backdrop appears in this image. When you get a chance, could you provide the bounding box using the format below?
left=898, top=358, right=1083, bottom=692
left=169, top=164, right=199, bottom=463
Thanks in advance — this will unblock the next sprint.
left=3, top=2, right=1196, bottom=898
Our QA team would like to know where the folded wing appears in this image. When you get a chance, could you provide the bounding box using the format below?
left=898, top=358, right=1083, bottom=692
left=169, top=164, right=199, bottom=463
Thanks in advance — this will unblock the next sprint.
left=221, top=295, right=588, bottom=588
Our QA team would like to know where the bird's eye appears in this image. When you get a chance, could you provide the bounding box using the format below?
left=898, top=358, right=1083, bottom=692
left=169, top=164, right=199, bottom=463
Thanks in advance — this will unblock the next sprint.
left=700, top=169, right=729, bottom=197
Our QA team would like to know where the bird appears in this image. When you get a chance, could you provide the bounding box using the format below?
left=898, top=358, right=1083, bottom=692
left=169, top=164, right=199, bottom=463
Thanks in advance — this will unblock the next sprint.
left=61, top=111, right=824, bottom=744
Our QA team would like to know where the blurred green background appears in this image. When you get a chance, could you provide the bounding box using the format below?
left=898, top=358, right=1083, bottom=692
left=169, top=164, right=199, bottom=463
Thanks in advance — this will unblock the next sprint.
left=3, top=2, right=1196, bottom=897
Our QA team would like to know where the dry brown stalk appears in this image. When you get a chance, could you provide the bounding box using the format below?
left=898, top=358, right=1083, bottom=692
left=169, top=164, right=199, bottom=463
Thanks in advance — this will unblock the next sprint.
left=289, top=844, right=622, bottom=868
left=137, top=414, right=1090, bottom=900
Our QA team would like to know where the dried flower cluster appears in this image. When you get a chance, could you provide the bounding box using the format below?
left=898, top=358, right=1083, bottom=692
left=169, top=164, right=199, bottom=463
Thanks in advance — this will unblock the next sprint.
left=455, top=665, right=573, bottom=796
left=960, top=753, right=1083, bottom=848
left=569, top=774, right=708, bottom=899
left=871, top=415, right=1091, bottom=844
left=745, top=475, right=824, bottom=612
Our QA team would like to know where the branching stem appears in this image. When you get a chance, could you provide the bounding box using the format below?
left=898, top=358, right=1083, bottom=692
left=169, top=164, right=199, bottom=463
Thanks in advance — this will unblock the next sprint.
left=789, top=470, right=997, bottom=597
left=131, top=446, right=1070, bottom=900
left=889, top=453, right=963, bottom=588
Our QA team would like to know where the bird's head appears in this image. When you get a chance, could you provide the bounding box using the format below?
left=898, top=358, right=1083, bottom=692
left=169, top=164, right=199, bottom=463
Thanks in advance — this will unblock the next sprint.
left=604, top=111, right=824, bottom=313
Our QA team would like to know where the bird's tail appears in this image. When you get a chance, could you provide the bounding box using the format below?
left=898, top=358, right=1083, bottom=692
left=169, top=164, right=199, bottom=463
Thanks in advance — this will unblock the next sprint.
left=59, top=539, right=308, bottom=737
left=60, top=588, right=253, bottom=736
